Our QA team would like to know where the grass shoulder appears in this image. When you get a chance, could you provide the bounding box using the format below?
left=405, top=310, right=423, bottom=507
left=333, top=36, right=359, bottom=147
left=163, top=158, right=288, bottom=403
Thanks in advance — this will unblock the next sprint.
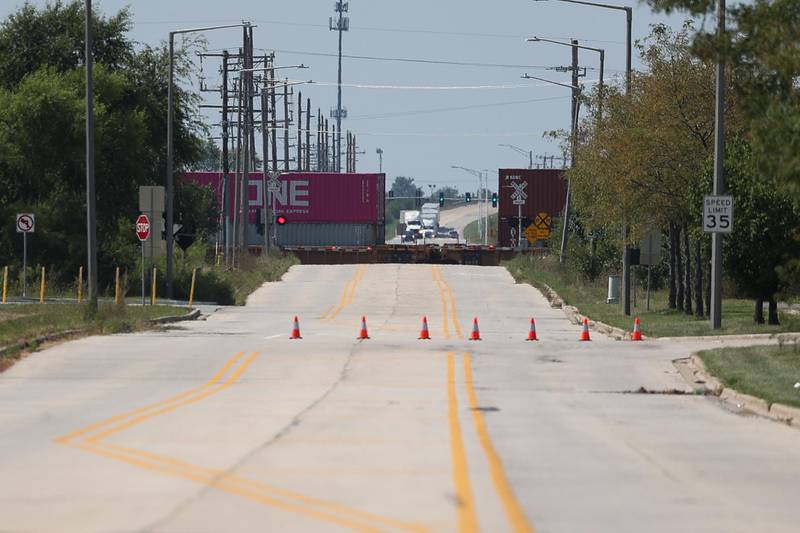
left=698, top=345, right=800, bottom=408
left=0, top=303, right=188, bottom=371
left=504, top=254, right=800, bottom=338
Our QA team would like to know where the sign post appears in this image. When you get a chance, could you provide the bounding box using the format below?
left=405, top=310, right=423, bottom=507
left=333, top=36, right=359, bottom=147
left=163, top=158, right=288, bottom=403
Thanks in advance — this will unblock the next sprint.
left=704, top=194, right=734, bottom=328
left=509, top=181, right=528, bottom=249
left=136, top=214, right=151, bottom=306
left=16, top=214, right=35, bottom=298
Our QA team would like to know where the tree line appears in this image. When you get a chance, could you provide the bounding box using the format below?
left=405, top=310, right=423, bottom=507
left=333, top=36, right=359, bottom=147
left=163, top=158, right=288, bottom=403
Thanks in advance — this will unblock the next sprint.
left=0, top=2, right=216, bottom=288
left=564, top=10, right=800, bottom=324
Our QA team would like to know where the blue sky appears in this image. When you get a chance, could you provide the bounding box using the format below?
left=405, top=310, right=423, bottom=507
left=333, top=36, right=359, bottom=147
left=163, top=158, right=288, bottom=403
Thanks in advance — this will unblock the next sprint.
left=2, top=0, right=697, bottom=191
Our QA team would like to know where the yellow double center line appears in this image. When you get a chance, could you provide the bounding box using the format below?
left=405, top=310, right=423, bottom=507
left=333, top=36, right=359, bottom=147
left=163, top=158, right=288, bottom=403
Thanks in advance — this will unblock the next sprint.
left=432, top=266, right=462, bottom=340
left=321, top=264, right=367, bottom=321
left=56, top=351, right=429, bottom=533
left=436, top=265, right=534, bottom=533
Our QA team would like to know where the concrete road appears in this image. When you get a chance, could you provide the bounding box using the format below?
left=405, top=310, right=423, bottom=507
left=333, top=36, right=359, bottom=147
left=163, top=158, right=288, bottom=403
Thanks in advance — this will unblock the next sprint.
left=1, top=264, right=799, bottom=532
left=439, top=204, right=498, bottom=243
left=387, top=204, right=497, bottom=245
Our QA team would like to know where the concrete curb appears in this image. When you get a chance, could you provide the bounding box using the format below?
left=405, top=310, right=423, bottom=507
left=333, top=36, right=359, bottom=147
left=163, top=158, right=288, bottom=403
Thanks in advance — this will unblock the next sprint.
left=1, top=309, right=200, bottom=363
left=149, top=308, right=202, bottom=325
left=535, top=283, right=630, bottom=341
left=658, top=332, right=800, bottom=343
left=679, top=353, right=800, bottom=430
left=0, top=329, right=88, bottom=358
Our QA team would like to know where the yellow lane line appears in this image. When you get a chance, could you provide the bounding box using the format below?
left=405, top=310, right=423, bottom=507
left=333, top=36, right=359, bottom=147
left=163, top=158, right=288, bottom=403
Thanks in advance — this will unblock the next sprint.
left=462, top=353, right=535, bottom=533
left=55, top=352, right=245, bottom=445
left=325, top=265, right=366, bottom=321
left=88, top=441, right=431, bottom=533
left=439, top=269, right=463, bottom=339
left=85, top=352, right=260, bottom=443
left=58, top=350, right=430, bottom=532
left=71, top=441, right=385, bottom=533
left=447, top=352, right=479, bottom=533
left=347, top=265, right=365, bottom=306
left=432, top=267, right=451, bottom=340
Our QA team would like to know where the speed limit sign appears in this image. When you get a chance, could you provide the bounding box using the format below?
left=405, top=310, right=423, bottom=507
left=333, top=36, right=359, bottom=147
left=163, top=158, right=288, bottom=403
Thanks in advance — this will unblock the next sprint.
left=703, top=195, right=734, bottom=233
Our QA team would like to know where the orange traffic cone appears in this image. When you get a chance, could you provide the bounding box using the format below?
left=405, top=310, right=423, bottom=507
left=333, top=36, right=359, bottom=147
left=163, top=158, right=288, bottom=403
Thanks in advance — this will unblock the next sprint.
left=290, top=316, right=302, bottom=339
left=469, top=317, right=482, bottom=341
left=357, top=315, right=370, bottom=340
left=526, top=318, right=538, bottom=341
left=631, top=317, right=643, bottom=341
left=418, top=316, right=431, bottom=340
left=579, top=318, right=591, bottom=341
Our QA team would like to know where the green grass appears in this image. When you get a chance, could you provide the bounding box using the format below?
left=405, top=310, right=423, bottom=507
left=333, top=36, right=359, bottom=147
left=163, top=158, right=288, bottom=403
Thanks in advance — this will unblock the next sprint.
left=504, top=255, right=800, bottom=337
left=698, top=345, right=800, bottom=408
left=463, top=213, right=498, bottom=244
left=0, top=303, right=188, bottom=370
left=213, top=252, right=299, bottom=306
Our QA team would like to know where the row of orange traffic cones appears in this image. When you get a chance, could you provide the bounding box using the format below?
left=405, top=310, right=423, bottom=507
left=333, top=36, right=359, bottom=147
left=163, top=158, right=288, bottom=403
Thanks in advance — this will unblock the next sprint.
left=290, top=316, right=645, bottom=341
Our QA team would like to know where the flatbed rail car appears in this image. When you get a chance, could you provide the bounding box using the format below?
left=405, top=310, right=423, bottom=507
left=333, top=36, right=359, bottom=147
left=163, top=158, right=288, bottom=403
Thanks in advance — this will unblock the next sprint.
left=275, top=244, right=524, bottom=266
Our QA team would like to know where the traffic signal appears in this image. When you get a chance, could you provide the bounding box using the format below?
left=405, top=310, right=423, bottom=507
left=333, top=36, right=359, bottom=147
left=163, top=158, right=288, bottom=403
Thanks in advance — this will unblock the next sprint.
left=491, top=192, right=498, bottom=208
left=276, top=215, right=287, bottom=226
left=438, top=192, right=445, bottom=207
left=465, top=192, right=471, bottom=204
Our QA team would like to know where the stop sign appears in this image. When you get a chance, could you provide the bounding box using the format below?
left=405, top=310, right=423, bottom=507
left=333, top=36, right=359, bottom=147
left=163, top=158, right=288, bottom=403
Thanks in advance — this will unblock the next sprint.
left=136, top=214, right=151, bottom=241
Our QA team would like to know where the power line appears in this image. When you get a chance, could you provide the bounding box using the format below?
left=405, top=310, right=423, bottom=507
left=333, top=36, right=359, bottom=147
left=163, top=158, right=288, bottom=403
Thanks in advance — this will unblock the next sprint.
left=137, top=18, right=624, bottom=45
left=347, top=95, right=570, bottom=120
left=295, top=81, right=571, bottom=90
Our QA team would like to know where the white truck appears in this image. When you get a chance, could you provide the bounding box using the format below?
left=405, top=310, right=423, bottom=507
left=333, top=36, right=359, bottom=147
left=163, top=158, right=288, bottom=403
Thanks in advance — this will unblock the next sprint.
left=420, top=203, right=440, bottom=235
left=399, top=210, right=422, bottom=242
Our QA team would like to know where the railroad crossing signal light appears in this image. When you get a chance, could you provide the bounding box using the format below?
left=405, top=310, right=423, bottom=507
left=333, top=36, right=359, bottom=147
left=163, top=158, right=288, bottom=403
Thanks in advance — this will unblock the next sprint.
left=438, top=192, right=445, bottom=207
left=276, top=215, right=287, bottom=226
left=465, top=192, right=472, bottom=204
left=491, top=192, right=498, bottom=208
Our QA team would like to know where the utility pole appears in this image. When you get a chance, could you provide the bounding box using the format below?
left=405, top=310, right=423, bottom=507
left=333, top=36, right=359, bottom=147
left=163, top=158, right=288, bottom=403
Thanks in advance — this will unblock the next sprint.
left=305, top=97, right=311, bottom=171
left=710, top=0, right=726, bottom=329
left=85, top=0, right=97, bottom=310
left=270, top=65, right=278, bottom=172
left=239, top=28, right=251, bottom=255
left=297, top=91, right=303, bottom=171
left=221, top=50, right=230, bottom=263
left=261, top=88, right=270, bottom=254
left=283, top=79, right=290, bottom=171
left=559, top=39, right=580, bottom=264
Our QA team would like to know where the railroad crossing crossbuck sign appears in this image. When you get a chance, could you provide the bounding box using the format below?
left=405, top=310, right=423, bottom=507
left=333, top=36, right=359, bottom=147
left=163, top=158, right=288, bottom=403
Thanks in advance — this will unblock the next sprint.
left=510, top=181, right=528, bottom=205
left=16, top=213, right=35, bottom=233
left=267, top=171, right=282, bottom=193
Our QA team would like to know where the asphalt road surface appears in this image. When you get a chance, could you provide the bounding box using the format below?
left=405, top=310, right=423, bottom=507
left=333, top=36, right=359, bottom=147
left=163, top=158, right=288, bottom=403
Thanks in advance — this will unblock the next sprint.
left=1, top=264, right=799, bottom=532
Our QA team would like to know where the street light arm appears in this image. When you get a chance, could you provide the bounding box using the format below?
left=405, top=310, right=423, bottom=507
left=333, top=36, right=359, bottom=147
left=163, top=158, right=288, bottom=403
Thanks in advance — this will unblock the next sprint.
left=535, top=0, right=630, bottom=13
left=521, top=74, right=581, bottom=91
left=450, top=165, right=482, bottom=178
left=170, top=23, right=251, bottom=37
left=527, top=36, right=605, bottom=54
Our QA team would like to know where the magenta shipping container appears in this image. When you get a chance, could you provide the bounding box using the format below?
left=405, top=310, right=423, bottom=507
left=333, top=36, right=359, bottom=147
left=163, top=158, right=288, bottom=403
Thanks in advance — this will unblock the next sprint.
left=182, top=172, right=385, bottom=224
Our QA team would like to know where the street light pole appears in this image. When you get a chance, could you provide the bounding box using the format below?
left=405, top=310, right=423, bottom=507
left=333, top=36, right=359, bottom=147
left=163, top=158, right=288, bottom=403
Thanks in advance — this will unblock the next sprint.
left=521, top=74, right=581, bottom=261
left=166, top=23, right=247, bottom=299
left=710, top=0, right=726, bottom=329
left=85, top=0, right=97, bottom=310
left=536, top=0, right=634, bottom=314
left=376, top=147, right=383, bottom=173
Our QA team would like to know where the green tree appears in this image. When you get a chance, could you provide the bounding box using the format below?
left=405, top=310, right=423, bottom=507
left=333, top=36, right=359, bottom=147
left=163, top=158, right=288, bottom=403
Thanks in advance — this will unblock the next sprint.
left=0, top=2, right=208, bottom=286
